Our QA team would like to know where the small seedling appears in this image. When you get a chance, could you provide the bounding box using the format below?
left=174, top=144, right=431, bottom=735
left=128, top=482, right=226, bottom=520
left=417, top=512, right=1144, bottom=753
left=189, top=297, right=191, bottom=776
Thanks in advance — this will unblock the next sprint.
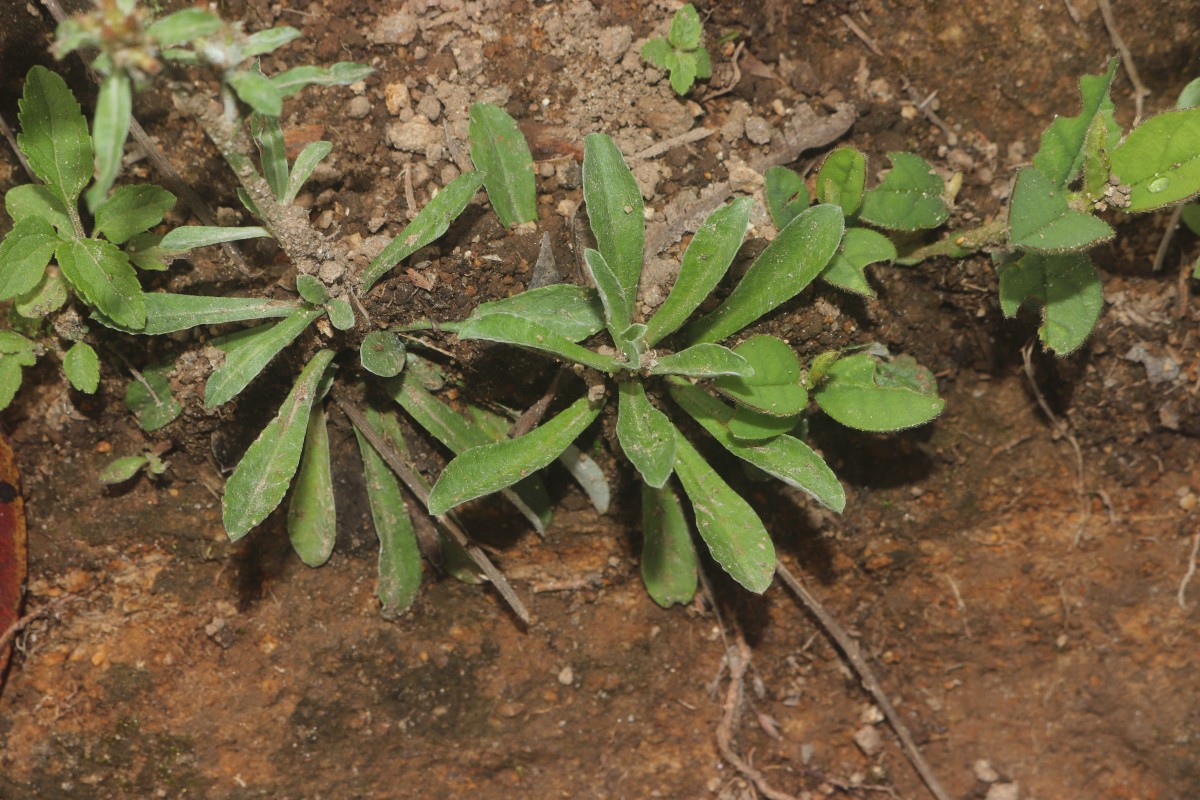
left=99, top=442, right=170, bottom=485
left=641, top=4, right=712, bottom=96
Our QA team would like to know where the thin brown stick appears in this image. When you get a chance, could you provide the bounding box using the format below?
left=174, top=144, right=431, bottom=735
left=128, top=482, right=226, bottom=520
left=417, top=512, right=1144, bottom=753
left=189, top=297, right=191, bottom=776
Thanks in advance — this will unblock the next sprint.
left=840, top=14, right=883, bottom=57
left=1061, top=0, right=1082, bottom=24
left=508, top=368, right=566, bottom=438
left=1095, top=0, right=1150, bottom=123
left=700, top=41, right=744, bottom=102
left=333, top=392, right=531, bottom=624
left=1153, top=206, right=1185, bottom=273
left=631, top=127, right=716, bottom=161
left=0, top=590, right=88, bottom=658
left=775, top=559, right=953, bottom=800
left=1178, top=531, right=1200, bottom=610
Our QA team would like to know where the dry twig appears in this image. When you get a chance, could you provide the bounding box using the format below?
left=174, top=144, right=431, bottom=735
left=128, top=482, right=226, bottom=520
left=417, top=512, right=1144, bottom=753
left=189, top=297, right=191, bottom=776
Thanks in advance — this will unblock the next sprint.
left=1095, top=0, right=1150, bottom=122
left=1178, top=531, right=1200, bottom=610
left=840, top=14, right=883, bottom=57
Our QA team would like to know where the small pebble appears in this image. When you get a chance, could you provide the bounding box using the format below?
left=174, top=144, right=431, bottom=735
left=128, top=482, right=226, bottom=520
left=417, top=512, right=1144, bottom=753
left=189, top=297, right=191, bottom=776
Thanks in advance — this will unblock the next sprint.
left=417, top=95, right=442, bottom=122
left=557, top=666, right=574, bottom=685
left=853, top=724, right=883, bottom=756
left=973, top=759, right=1000, bottom=783
left=347, top=96, right=371, bottom=119
left=744, top=115, right=773, bottom=144
left=985, top=783, right=1019, bottom=800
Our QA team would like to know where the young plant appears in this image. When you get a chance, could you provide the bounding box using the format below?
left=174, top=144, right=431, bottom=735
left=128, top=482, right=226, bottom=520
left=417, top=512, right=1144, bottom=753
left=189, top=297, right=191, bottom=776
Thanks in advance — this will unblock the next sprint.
left=640, top=3, right=712, bottom=96
left=99, top=442, right=170, bottom=485
left=468, top=103, right=537, bottom=227
left=422, top=133, right=943, bottom=603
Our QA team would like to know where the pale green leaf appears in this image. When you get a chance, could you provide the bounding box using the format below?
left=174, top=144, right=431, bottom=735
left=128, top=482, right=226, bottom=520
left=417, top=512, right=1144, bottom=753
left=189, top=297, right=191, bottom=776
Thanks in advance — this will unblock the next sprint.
left=714, top=335, right=807, bottom=416
left=63, top=341, right=99, bottom=393
left=640, top=38, right=671, bottom=69
left=14, top=270, right=69, bottom=318
left=456, top=313, right=619, bottom=372
left=584, top=248, right=631, bottom=334
left=816, top=147, right=866, bottom=214
left=360, top=330, right=407, bottom=377
left=125, top=361, right=181, bottom=432
left=583, top=133, right=644, bottom=305
left=325, top=298, right=354, bottom=330
left=0, top=331, right=37, bottom=363
left=0, top=217, right=59, bottom=301
left=998, top=251, right=1102, bottom=355
left=204, top=307, right=322, bottom=407
left=283, top=141, right=333, bottom=205
left=820, top=226, right=896, bottom=297
left=469, top=103, right=537, bottom=226
left=1009, top=166, right=1113, bottom=251
left=146, top=8, right=221, bottom=46
left=669, top=3, right=703, bottom=50
left=5, top=184, right=72, bottom=235
left=57, top=238, right=146, bottom=329
left=99, top=456, right=153, bottom=485
left=288, top=404, right=336, bottom=567
left=649, top=343, right=752, bottom=378
left=17, top=66, right=93, bottom=206
left=616, top=381, right=675, bottom=488
left=1178, top=78, right=1200, bottom=110
left=641, top=483, right=697, bottom=608
left=271, top=62, right=374, bottom=97
left=85, top=72, right=133, bottom=213
left=858, top=152, right=948, bottom=231
left=1111, top=108, right=1200, bottom=212
left=1033, top=58, right=1120, bottom=189
left=464, top=284, right=605, bottom=342
left=727, top=405, right=799, bottom=442
left=159, top=225, right=271, bottom=251
left=251, top=113, right=289, bottom=201
left=668, top=54, right=698, bottom=95
left=230, top=70, right=283, bottom=117
left=244, top=26, right=302, bottom=58
left=93, top=184, right=176, bottom=244
left=1182, top=203, right=1200, bottom=235
left=813, top=352, right=944, bottom=432
left=132, top=293, right=301, bottom=335
left=559, top=442, right=611, bottom=514
left=764, top=167, right=809, bottom=231
left=0, top=358, right=25, bottom=411
left=295, top=274, right=328, bottom=304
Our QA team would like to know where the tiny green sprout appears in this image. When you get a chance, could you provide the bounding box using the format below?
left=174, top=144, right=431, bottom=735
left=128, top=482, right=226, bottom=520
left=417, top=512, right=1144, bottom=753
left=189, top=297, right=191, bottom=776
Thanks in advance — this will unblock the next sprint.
left=99, top=442, right=171, bottom=485
left=640, top=4, right=713, bottom=96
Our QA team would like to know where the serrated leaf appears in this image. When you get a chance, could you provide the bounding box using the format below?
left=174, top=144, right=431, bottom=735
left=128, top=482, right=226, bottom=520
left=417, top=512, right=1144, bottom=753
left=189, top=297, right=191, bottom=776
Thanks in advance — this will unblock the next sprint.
left=820, top=226, right=896, bottom=297
left=998, top=251, right=1102, bottom=355
left=230, top=70, right=283, bottom=117
left=650, top=343, right=753, bottom=378
left=0, top=217, right=59, bottom=301
left=17, top=66, right=92, bottom=207
left=858, top=152, right=948, bottom=231
left=640, top=38, right=671, bottom=69
left=125, top=361, right=181, bottom=432
left=1033, top=58, right=1120, bottom=189
left=714, top=335, right=807, bottom=416
left=361, top=171, right=485, bottom=291
left=99, top=456, right=150, bottom=485
left=131, top=293, right=301, bottom=335
left=0, top=331, right=37, bottom=364
left=15, top=270, right=68, bottom=318
left=63, top=341, right=99, bottom=393
left=469, top=103, right=537, bottom=226
left=427, top=396, right=601, bottom=516
left=813, top=352, right=944, bottom=432
left=645, top=197, right=751, bottom=346
left=584, top=248, right=631, bottom=334
left=325, top=298, right=354, bottom=330
left=764, top=167, right=809, bottom=231
left=669, top=3, right=703, bottom=49
left=56, top=238, right=146, bottom=329
left=456, top=313, right=619, bottom=372
left=669, top=54, right=698, bottom=95
left=244, top=26, right=302, bottom=58
left=685, top=204, right=844, bottom=344
left=672, top=431, right=775, bottom=593
left=85, top=72, right=132, bottom=213
left=583, top=133, right=644, bottom=307
left=816, top=147, right=867, bottom=214
left=93, top=184, right=176, bottom=244
left=616, top=381, right=675, bottom=488
left=271, top=62, right=374, bottom=97
left=669, top=379, right=845, bottom=510
left=360, top=331, right=407, bottom=377
left=222, top=349, right=335, bottom=539
left=146, top=8, right=221, bottom=46
left=5, top=184, right=72, bottom=235
left=353, top=413, right=421, bottom=617
left=641, top=483, right=697, bottom=608
left=204, top=307, right=322, bottom=407
left=1111, top=108, right=1200, bottom=212
left=1009, top=166, right=1114, bottom=251
left=288, top=404, right=336, bottom=567
left=295, top=274, right=328, bottom=304
left=464, top=284, right=605, bottom=342
left=159, top=225, right=271, bottom=251
left=0, top=358, right=25, bottom=411
left=251, top=113, right=289, bottom=201
left=694, top=47, right=712, bottom=79
left=283, top=141, right=333, bottom=205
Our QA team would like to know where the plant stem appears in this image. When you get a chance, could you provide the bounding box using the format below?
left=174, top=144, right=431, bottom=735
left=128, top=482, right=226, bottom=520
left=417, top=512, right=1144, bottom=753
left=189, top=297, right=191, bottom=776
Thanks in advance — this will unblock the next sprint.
left=898, top=217, right=1008, bottom=264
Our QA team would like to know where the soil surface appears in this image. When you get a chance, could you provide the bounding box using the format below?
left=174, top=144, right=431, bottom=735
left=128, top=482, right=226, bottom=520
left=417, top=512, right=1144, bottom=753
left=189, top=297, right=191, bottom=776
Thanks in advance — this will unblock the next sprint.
left=2, top=1, right=1200, bottom=799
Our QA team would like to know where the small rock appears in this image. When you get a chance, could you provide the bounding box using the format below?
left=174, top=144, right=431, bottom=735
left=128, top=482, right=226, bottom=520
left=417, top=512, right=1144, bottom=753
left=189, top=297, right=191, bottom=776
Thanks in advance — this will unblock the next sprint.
left=452, top=41, right=485, bottom=78
left=556, top=198, right=579, bottom=218
left=386, top=116, right=444, bottom=163
left=557, top=666, right=574, bottom=685
left=744, top=115, right=773, bottom=144
left=347, top=96, right=371, bottom=119
left=973, top=759, right=1000, bottom=783
left=374, top=11, right=418, bottom=46
left=317, top=262, right=344, bottom=284
left=726, top=156, right=763, bottom=195
left=417, top=94, right=442, bottom=122
left=853, top=724, right=883, bottom=756
left=598, top=26, right=633, bottom=64
left=384, top=82, right=411, bottom=116
left=439, top=164, right=460, bottom=185
left=985, top=783, right=1019, bottom=800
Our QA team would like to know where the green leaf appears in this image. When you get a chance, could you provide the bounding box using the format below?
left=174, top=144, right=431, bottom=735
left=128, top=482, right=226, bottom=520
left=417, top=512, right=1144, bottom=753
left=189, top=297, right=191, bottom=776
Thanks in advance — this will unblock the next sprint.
left=813, top=352, right=944, bottom=432
left=361, top=171, right=485, bottom=291
left=125, top=361, right=181, bottom=432
left=271, top=62, right=375, bottom=97
left=583, top=133, right=644, bottom=307
left=134, top=293, right=301, bottom=335
left=85, top=72, right=133, bottom=213
left=428, top=396, right=602, bottom=516
left=668, top=54, right=698, bottom=95
left=56, top=238, right=146, bottom=329
left=998, top=251, right=1102, bottom=355
left=325, top=298, right=354, bottom=330
left=295, top=274, right=328, bottom=304
left=53, top=18, right=101, bottom=58
left=159, top=225, right=271, bottom=251
left=18, top=66, right=93, bottom=207
left=222, top=349, right=335, bottom=539
left=685, top=204, right=844, bottom=344
left=229, top=70, right=284, bottom=117
left=1081, top=115, right=1114, bottom=203
left=0, top=358, right=24, bottom=411
left=0, top=217, right=60, bottom=301
left=584, top=248, right=632, bottom=334
left=0, top=331, right=38, bottom=364
left=727, top=405, right=799, bottom=442
left=1111, top=108, right=1200, bottom=212
left=669, top=379, right=845, bottom=510
left=99, top=455, right=150, bottom=485
left=15, top=270, right=69, bottom=318
left=764, top=167, right=809, bottom=231
left=821, top=226, right=896, bottom=297
left=641, top=483, right=698, bottom=608
left=360, top=331, right=407, bottom=377
left=288, top=404, right=336, bottom=567
left=93, top=184, right=176, bottom=244
left=1178, top=77, right=1200, bottom=110
left=694, top=47, right=712, bottom=79
left=251, top=113, right=289, bottom=201
left=124, top=232, right=171, bottom=271
left=672, top=431, right=775, bottom=593
left=616, top=381, right=675, bottom=488
left=1182, top=203, right=1200, bottom=235
left=464, top=284, right=606, bottom=342
left=63, top=341, right=99, bottom=393
left=645, top=197, right=752, bottom=346
left=283, top=141, right=333, bottom=205
left=1009, top=166, right=1114, bottom=251
left=650, top=343, right=753, bottom=378
left=640, top=38, right=671, bottom=69
left=1032, top=58, right=1120, bottom=189
left=204, top=307, right=322, bottom=408
left=469, top=103, right=537, bottom=226
left=669, top=3, right=703, bottom=49
left=6, top=184, right=72, bottom=235
left=816, top=147, right=867, bottom=214
left=858, top=152, right=949, bottom=231
left=146, top=8, right=222, bottom=46
left=354, top=411, right=422, bottom=617
left=243, top=26, right=302, bottom=58
left=559, top=442, right=611, bottom=514
left=456, top=313, right=619, bottom=373
left=714, top=335, right=807, bottom=416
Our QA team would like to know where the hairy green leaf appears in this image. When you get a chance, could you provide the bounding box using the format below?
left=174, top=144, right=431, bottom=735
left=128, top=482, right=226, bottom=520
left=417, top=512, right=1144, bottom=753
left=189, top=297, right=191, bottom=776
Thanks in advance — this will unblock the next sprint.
left=15, top=270, right=69, bottom=318
left=649, top=343, right=753, bottom=378
left=584, top=248, right=632, bottom=334
left=94, top=184, right=176, bottom=244
left=251, top=113, right=289, bottom=201
left=244, top=26, right=302, bottom=58
left=99, top=455, right=150, bottom=485
left=640, top=38, right=671, bottom=69
left=223, top=350, right=335, bottom=539
left=6, top=184, right=72, bottom=235
left=63, top=341, right=99, bottom=393
left=56, top=238, right=146, bottom=329
left=0, top=358, right=25, bottom=411
left=204, top=307, right=322, bottom=407
left=583, top=133, right=644, bottom=305
left=669, top=3, right=703, bottom=49
left=821, top=226, right=896, bottom=297
left=271, top=62, right=374, bottom=97
left=86, top=72, right=132, bottom=213
left=288, top=404, right=336, bottom=567
left=18, top=66, right=93, bottom=207
left=283, top=141, right=333, bottom=205
left=1111, top=108, right=1200, bottom=212
left=456, top=313, right=619, bottom=372
left=763, top=167, right=809, bottom=231
left=146, top=8, right=221, bottom=46
left=0, top=217, right=59, bottom=301
left=813, top=352, right=944, bottom=432
left=464, top=284, right=606, bottom=342
left=230, top=70, right=283, bottom=116
left=360, top=331, right=407, bottom=378
left=295, top=274, right=328, bottom=304
left=641, top=483, right=697, bottom=608
left=685, top=204, right=844, bottom=344
left=714, top=335, right=807, bottom=416
left=323, top=298, right=352, bottom=331
left=130, top=293, right=301, bottom=335
left=125, top=361, right=181, bottom=432
left=469, top=103, right=537, bottom=226
left=1033, top=58, right=1120, bottom=189
left=0, top=331, right=38, bottom=364
left=998, top=251, right=1102, bottom=355
left=1009, top=166, right=1114, bottom=251
left=669, top=55, right=698, bottom=95
left=159, top=225, right=271, bottom=251
left=727, top=405, right=799, bottom=443
left=816, top=147, right=867, bottom=214
left=616, top=382, right=675, bottom=488
left=858, top=152, right=948, bottom=231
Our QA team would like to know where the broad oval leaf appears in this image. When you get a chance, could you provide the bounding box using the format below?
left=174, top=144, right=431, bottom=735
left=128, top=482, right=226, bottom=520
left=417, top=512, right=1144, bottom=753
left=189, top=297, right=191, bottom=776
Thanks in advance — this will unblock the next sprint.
left=728, top=405, right=799, bottom=443
left=360, top=330, right=407, bottom=377
left=616, top=381, right=676, bottom=488
left=229, top=70, right=283, bottom=117
left=99, top=455, right=149, bottom=485
left=160, top=225, right=272, bottom=251
left=361, top=171, right=485, bottom=291
left=816, top=147, right=867, bottom=214
left=641, top=483, right=698, bottom=608
left=714, top=335, right=807, bottom=417
left=295, top=274, right=328, bottom=304
left=63, top=341, right=99, bottom=393
left=94, top=184, right=176, bottom=244
left=5, top=184, right=72, bottom=235
left=645, top=197, right=752, bottom=346
left=649, top=343, right=753, bottom=378
left=813, top=352, right=944, bottom=432
left=0, top=218, right=59, bottom=301
left=15, top=271, right=69, bottom=318
left=288, top=403, right=336, bottom=567
left=124, top=361, right=181, bottom=432
left=469, top=103, right=537, bottom=226
left=764, top=167, right=809, bottom=231
left=1009, top=166, right=1114, bottom=251
left=204, top=307, right=322, bottom=407
left=17, top=66, right=93, bottom=207
left=222, top=349, right=335, bottom=539
left=858, top=152, right=949, bottom=231
left=1111, top=108, right=1200, bottom=212
left=820, top=226, right=896, bottom=297
left=456, top=313, right=619, bottom=373
left=584, top=248, right=631, bottom=334
left=86, top=72, right=132, bottom=213
left=325, top=298, right=355, bottom=330
left=998, top=251, right=1102, bottom=355
left=685, top=204, right=844, bottom=345
left=56, top=238, right=146, bottom=329
left=672, top=431, right=775, bottom=593
left=583, top=133, right=644, bottom=305
left=427, top=396, right=602, bottom=516
left=669, top=3, right=703, bottom=50
left=464, top=284, right=605, bottom=342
